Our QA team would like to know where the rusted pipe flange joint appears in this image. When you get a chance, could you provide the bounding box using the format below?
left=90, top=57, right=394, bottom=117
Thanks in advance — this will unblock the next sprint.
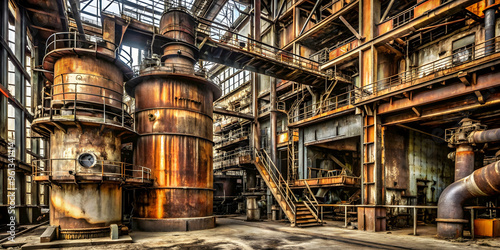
left=445, top=118, right=486, bottom=146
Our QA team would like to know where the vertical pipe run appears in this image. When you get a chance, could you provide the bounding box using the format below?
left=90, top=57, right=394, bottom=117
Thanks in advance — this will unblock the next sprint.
left=269, top=3, right=278, bottom=218
left=454, top=144, right=474, bottom=181
left=485, top=0, right=496, bottom=55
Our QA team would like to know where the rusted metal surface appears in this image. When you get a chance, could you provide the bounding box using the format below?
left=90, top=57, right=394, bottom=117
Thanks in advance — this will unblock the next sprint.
left=454, top=144, right=474, bottom=181
left=129, top=9, right=220, bottom=231
left=160, top=9, right=197, bottom=66
left=437, top=160, right=500, bottom=238
left=485, top=0, right=496, bottom=54
left=51, top=183, right=122, bottom=239
left=46, top=126, right=124, bottom=237
left=292, top=176, right=360, bottom=188
left=53, top=56, right=124, bottom=111
left=132, top=76, right=216, bottom=220
left=31, top=28, right=140, bottom=239
left=160, top=9, right=196, bottom=44
left=43, top=32, right=133, bottom=82
left=134, top=134, right=214, bottom=218
left=50, top=127, right=121, bottom=176
left=357, top=207, right=386, bottom=232
left=470, top=128, right=500, bottom=144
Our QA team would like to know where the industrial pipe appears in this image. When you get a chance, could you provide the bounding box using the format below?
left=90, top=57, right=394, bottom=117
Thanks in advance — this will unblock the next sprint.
left=485, top=0, right=496, bottom=55
left=437, top=160, right=500, bottom=238
left=454, top=144, right=474, bottom=181
left=470, top=128, right=500, bottom=144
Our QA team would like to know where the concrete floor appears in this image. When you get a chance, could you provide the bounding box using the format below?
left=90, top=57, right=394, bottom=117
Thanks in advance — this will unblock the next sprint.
left=7, top=216, right=500, bottom=249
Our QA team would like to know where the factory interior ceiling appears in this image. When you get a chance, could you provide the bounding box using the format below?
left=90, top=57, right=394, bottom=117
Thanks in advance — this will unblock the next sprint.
left=1, top=0, right=500, bottom=248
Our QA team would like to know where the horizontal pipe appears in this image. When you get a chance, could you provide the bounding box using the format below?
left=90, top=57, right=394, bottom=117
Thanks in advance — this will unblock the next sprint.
left=470, top=128, right=500, bottom=144
left=437, top=160, right=500, bottom=238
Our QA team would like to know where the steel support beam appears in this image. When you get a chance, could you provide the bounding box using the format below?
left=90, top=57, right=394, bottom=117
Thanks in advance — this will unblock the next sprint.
left=339, top=15, right=363, bottom=40
left=299, top=0, right=321, bottom=36
left=379, top=0, right=395, bottom=23
left=252, top=0, right=261, bottom=151
left=213, top=108, right=255, bottom=120
left=69, top=0, right=86, bottom=41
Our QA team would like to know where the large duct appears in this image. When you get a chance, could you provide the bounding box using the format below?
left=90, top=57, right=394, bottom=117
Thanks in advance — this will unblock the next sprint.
left=126, top=7, right=221, bottom=231
left=437, top=160, right=500, bottom=238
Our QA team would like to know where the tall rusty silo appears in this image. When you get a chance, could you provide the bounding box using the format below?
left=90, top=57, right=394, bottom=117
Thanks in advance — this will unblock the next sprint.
left=32, top=32, right=151, bottom=239
left=126, top=7, right=221, bottom=231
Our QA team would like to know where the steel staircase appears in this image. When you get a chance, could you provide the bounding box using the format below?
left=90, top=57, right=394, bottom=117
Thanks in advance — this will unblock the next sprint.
left=295, top=180, right=323, bottom=227
left=255, top=149, right=322, bottom=227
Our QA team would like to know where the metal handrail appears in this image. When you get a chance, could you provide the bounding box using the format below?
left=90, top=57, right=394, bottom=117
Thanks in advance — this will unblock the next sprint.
left=303, top=195, right=320, bottom=222
left=256, top=148, right=298, bottom=216
left=289, top=89, right=355, bottom=123
left=37, top=75, right=133, bottom=129
left=303, top=180, right=320, bottom=207
left=303, top=180, right=321, bottom=222
left=197, top=21, right=325, bottom=77
left=214, top=147, right=253, bottom=170
left=132, top=62, right=208, bottom=78
left=318, top=204, right=438, bottom=235
left=259, top=104, right=271, bottom=115
left=45, top=31, right=132, bottom=67
left=357, top=37, right=500, bottom=99
left=215, top=127, right=250, bottom=145
left=32, top=158, right=152, bottom=183
left=328, top=36, right=358, bottom=52
left=382, top=4, right=416, bottom=29
left=165, top=0, right=198, bottom=14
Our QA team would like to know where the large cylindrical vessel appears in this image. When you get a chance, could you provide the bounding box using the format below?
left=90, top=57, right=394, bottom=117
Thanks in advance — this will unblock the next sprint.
left=52, top=56, right=124, bottom=111
left=127, top=7, right=221, bottom=231
left=32, top=32, right=151, bottom=239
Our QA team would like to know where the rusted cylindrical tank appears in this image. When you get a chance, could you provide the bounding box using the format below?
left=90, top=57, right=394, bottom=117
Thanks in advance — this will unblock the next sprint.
left=159, top=9, right=196, bottom=44
left=32, top=32, right=138, bottom=240
left=133, top=76, right=215, bottom=221
left=160, top=9, right=198, bottom=70
left=52, top=56, right=124, bottom=111
left=49, top=127, right=123, bottom=239
left=128, top=8, right=221, bottom=231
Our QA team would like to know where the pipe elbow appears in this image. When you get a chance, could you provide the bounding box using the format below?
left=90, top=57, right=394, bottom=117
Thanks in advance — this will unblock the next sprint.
left=437, top=178, right=470, bottom=220
left=437, top=160, right=500, bottom=238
